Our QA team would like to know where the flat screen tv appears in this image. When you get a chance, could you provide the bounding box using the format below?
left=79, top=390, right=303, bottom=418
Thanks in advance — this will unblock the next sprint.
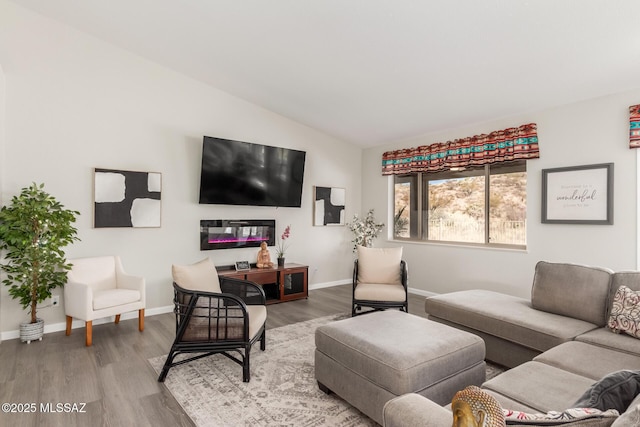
left=199, top=136, right=306, bottom=207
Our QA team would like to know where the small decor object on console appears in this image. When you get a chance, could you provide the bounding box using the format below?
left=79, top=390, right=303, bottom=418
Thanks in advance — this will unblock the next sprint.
left=276, top=225, right=291, bottom=266
left=347, top=209, right=384, bottom=252
left=256, top=242, right=274, bottom=268
left=235, top=261, right=250, bottom=271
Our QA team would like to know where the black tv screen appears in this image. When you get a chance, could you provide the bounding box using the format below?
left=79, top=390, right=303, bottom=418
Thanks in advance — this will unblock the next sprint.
left=199, top=136, right=306, bottom=207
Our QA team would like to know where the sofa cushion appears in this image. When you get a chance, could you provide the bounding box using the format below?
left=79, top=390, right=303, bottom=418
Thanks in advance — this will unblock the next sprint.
left=482, top=361, right=596, bottom=412
left=93, top=289, right=141, bottom=310
left=353, top=282, right=406, bottom=302
left=356, top=245, right=402, bottom=285
left=426, top=290, right=599, bottom=353
left=576, top=328, right=640, bottom=357
left=534, top=341, right=640, bottom=381
left=531, top=261, right=612, bottom=326
left=608, top=286, right=640, bottom=339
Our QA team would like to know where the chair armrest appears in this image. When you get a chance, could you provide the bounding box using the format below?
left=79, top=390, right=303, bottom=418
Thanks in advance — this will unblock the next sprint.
left=173, top=283, right=255, bottom=340
left=400, top=260, right=408, bottom=289
left=63, top=280, right=94, bottom=320
left=219, top=276, right=267, bottom=305
left=383, top=393, right=451, bottom=427
left=116, top=272, right=146, bottom=305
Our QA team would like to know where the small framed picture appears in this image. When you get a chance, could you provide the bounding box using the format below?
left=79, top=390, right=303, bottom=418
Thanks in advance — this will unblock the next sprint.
left=541, top=163, right=614, bottom=225
left=235, top=261, right=251, bottom=271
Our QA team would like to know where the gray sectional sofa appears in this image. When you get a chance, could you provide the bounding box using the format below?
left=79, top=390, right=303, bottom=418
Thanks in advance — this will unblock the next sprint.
left=382, top=261, right=640, bottom=426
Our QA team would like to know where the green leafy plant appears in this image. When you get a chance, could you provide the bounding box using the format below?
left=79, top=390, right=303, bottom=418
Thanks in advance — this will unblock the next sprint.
left=347, top=209, right=384, bottom=252
left=0, top=183, right=80, bottom=324
left=394, top=205, right=409, bottom=237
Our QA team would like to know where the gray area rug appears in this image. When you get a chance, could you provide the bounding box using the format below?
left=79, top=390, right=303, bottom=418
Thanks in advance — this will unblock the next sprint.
left=149, top=313, right=504, bottom=427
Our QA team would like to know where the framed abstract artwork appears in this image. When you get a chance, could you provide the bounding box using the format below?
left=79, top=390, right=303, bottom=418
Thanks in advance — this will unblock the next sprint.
left=94, top=168, right=162, bottom=228
left=541, top=163, right=613, bottom=225
left=313, top=186, right=346, bottom=226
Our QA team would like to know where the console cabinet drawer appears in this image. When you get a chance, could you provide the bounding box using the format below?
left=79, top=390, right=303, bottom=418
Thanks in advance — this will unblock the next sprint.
left=248, top=271, right=277, bottom=285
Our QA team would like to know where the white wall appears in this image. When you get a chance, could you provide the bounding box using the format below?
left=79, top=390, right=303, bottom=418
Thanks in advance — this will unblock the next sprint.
left=0, top=1, right=361, bottom=335
left=363, top=89, right=640, bottom=298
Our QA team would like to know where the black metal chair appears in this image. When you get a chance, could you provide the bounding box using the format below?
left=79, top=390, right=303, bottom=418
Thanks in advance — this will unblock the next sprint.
left=158, top=275, right=267, bottom=383
left=352, top=258, right=408, bottom=316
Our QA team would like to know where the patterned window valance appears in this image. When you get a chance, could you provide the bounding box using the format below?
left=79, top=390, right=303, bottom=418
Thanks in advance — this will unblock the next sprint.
left=630, top=104, right=640, bottom=148
left=381, top=123, right=539, bottom=176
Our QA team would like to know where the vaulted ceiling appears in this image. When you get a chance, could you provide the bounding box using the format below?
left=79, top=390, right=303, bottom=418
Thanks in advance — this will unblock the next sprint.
left=10, top=0, right=640, bottom=146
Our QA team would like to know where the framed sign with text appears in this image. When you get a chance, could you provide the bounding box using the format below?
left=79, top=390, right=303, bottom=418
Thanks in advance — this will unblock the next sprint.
left=235, top=261, right=251, bottom=271
left=541, top=163, right=613, bottom=225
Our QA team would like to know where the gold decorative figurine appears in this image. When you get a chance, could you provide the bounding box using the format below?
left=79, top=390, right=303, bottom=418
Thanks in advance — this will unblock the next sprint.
left=256, top=241, right=274, bottom=268
left=451, top=386, right=505, bottom=427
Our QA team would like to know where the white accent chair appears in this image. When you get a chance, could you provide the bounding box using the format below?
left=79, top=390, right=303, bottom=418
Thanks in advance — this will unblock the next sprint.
left=352, top=245, right=408, bottom=316
left=64, top=256, right=145, bottom=346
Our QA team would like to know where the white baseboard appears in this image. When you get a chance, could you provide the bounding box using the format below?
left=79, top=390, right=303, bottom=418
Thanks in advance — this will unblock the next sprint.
left=308, top=279, right=351, bottom=290
left=408, top=287, right=438, bottom=298
left=1, top=285, right=438, bottom=341
left=0, top=305, right=174, bottom=342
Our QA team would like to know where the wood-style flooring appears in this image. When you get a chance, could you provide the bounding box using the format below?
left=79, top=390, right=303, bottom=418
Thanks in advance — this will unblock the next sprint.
left=0, top=284, right=428, bottom=427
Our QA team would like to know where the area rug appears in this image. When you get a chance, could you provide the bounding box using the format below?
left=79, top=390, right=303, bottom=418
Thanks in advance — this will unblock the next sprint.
left=149, top=314, right=504, bottom=427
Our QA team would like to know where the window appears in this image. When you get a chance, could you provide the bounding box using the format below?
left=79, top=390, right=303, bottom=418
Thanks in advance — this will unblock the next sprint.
left=393, top=161, right=527, bottom=247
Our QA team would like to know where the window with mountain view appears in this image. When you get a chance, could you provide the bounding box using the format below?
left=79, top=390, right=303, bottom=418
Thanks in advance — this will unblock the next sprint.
left=393, top=161, right=526, bottom=247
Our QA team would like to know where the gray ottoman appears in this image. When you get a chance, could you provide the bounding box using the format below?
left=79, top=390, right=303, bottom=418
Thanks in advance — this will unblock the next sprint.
left=314, top=310, right=485, bottom=424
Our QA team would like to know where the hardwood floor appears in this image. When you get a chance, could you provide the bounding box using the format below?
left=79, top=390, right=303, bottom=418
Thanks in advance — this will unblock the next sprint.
left=0, top=284, right=428, bottom=427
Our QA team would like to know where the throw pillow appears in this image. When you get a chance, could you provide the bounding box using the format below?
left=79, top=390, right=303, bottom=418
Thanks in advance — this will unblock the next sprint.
left=573, top=370, right=640, bottom=414
left=171, top=257, right=222, bottom=293
left=608, top=286, right=640, bottom=339
left=356, top=245, right=403, bottom=285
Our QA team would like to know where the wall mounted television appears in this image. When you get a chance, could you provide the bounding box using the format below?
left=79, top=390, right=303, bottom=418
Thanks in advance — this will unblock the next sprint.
left=199, top=136, right=306, bottom=207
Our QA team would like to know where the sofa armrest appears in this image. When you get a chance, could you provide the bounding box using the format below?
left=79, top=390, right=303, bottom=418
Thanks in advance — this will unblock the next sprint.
left=383, top=393, right=451, bottom=427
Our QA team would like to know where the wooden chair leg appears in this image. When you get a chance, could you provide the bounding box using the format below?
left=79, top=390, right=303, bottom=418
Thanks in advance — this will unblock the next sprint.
left=115, top=314, right=121, bottom=324
left=85, top=321, right=93, bottom=346
left=66, top=316, right=73, bottom=336
left=138, top=309, right=145, bottom=332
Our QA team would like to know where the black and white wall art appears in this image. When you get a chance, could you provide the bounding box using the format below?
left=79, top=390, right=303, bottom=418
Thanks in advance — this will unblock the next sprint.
left=313, top=186, right=345, bottom=226
left=94, top=168, right=162, bottom=228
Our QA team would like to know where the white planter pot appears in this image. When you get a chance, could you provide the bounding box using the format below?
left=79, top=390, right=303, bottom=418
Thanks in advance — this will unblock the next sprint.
left=20, top=318, right=44, bottom=344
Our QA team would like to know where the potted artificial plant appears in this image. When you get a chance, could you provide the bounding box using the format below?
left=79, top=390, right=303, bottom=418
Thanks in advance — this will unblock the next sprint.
left=0, top=183, right=80, bottom=343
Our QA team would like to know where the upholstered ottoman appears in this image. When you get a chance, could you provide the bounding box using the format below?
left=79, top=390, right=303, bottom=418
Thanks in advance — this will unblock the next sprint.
left=314, top=310, right=486, bottom=424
